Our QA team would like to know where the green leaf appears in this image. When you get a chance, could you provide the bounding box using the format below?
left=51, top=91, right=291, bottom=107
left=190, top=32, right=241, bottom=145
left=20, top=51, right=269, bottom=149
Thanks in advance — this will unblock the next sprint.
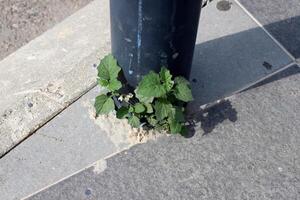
left=144, top=103, right=153, bottom=114
left=135, top=89, right=154, bottom=103
left=155, top=122, right=170, bottom=132
left=116, top=106, right=129, bottom=119
left=146, top=115, right=157, bottom=126
left=174, top=81, right=193, bottom=102
left=180, top=126, right=188, bottom=136
left=98, top=54, right=121, bottom=80
left=94, top=95, right=115, bottom=115
left=107, top=79, right=122, bottom=91
left=169, top=119, right=182, bottom=134
left=159, top=67, right=174, bottom=92
left=128, top=115, right=140, bottom=128
left=98, top=79, right=109, bottom=87
left=154, top=99, right=173, bottom=121
left=129, top=106, right=134, bottom=113
left=174, top=76, right=190, bottom=85
left=134, top=103, right=145, bottom=114
left=169, top=107, right=185, bottom=122
left=97, top=54, right=122, bottom=92
left=136, top=71, right=166, bottom=98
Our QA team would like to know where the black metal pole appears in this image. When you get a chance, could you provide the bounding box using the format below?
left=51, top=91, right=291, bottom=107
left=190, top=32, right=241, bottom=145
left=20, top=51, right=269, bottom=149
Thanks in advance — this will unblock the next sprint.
left=110, top=0, right=203, bottom=86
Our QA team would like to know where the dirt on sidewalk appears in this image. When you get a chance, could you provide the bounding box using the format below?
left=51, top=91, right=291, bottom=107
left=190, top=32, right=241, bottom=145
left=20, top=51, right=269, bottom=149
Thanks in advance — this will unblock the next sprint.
left=0, top=0, right=93, bottom=61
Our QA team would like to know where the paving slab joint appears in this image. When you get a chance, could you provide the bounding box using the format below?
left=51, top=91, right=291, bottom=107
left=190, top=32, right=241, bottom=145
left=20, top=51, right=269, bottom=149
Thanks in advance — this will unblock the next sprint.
left=234, top=0, right=296, bottom=62
left=0, top=0, right=110, bottom=157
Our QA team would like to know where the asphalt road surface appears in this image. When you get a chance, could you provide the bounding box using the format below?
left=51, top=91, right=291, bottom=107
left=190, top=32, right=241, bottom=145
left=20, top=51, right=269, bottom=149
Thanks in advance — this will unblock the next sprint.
left=0, top=0, right=93, bottom=60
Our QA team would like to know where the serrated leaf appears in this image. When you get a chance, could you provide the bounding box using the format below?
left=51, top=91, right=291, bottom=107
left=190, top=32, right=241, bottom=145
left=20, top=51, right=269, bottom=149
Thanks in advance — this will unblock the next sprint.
left=98, top=79, right=109, bottom=87
left=155, top=122, right=170, bottom=132
left=136, top=71, right=167, bottom=98
left=128, top=115, right=140, bottom=128
left=169, top=107, right=185, bottom=122
left=97, top=54, right=122, bottom=92
left=134, top=89, right=154, bottom=103
left=174, top=76, right=190, bottom=85
left=116, top=106, right=129, bottom=119
left=174, top=81, right=193, bottom=102
left=144, top=103, right=153, bottom=114
left=169, top=118, right=182, bottom=134
left=134, top=103, right=145, bottom=113
left=98, top=54, right=121, bottom=80
left=147, top=115, right=157, bottom=126
left=107, top=79, right=122, bottom=91
left=180, top=126, right=188, bottom=136
left=159, top=67, right=174, bottom=92
left=94, top=95, right=115, bottom=115
left=129, top=106, right=134, bottom=113
left=154, top=99, right=173, bottom=121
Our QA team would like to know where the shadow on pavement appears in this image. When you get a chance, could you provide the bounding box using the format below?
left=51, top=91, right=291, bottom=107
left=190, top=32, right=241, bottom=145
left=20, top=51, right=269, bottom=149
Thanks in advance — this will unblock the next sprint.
left=187, top=16, right=300, bottom=136
left=242, top=65, right=300, bottom=92
left=186, top=100, right=238, bottom=137
left=239, top=0, right=300, bottom=60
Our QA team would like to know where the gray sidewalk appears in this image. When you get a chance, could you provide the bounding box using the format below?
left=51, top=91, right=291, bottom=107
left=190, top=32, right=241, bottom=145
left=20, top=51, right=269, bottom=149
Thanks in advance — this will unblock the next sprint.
left=0, top=0, right=300, bottom=199
left=0, top=0, right=92, bottom=61
left=28, top=65, right=300, bottom=199
left=0, top=0, right=110, bottom=157
left=238, top=0, right=300, bottom=61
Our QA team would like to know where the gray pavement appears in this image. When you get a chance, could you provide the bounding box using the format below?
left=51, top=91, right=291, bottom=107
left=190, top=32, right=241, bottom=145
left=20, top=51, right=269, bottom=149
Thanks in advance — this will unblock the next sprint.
left=0, top=0, right=93, bottom=60
left=0, top=84, right=159, bottom=200
left=0, top=0, right=110, bottom=156
left=0, top=0, right=295, bottom=158
left=28, top=64, right=300, bottom=200
left=0, top=88, right=117, bottom=200
left=0, top=0, right=300, bottom=199
left=238, top=0, right=300, bottom=60
left=191, top=0, right=293, bottom=105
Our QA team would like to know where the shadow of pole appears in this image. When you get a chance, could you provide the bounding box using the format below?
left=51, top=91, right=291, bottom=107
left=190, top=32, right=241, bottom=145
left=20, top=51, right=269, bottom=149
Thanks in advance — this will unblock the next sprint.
left=190, top=24, right=294, bottom=106
left=185, top=15, right=300, bottom=137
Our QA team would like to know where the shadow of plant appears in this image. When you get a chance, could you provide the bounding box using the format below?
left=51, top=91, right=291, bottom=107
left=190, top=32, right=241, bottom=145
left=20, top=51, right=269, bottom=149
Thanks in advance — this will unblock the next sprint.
left=186, top=100, right=238, bottom=137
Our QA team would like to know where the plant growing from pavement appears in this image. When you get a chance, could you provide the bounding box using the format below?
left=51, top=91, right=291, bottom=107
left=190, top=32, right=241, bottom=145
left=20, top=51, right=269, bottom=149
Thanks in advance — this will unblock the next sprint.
left=94, top=54, right=193, bottom=135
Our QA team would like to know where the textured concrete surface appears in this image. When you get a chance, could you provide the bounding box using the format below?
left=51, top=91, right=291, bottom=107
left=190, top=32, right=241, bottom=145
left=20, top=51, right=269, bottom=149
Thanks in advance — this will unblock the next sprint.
left=1, top=0, right=300, bottom=199
left=0, top=0, right=292, bottom=158
left=238, top=0, right=300, bottom=60
left=28, top=65, right=300, bottom=200
left=0, top=0, right=296, bottom=157
left=0, top=0, right=93, bottom=60
left=0, top=85, right=158, bottom=200
left=190, top=0, right=293, bottom=105
left=245, top=65, right=300, bottom=91
left=0, top=0, right=110, bottom=156
left=0, top=88, right=118, bottom=200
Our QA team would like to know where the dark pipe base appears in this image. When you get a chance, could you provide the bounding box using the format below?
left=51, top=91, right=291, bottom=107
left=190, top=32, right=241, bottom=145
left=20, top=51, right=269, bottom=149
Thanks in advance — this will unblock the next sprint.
left=110, top=0, right=202, bottom=86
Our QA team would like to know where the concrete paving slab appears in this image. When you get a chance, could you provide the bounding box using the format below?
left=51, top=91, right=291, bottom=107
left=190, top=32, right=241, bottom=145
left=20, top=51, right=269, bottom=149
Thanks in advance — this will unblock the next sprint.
left=0, top=85, right=159, bottom=200
left=1, top=1, right=298, bottom=199
left=27, top=65, right=300, bottom=200
left=0, top=0, right=93, bottom=60
left=238, top=0, right=300, bottom=60
left=190, top=0, right=293, bottom=106
left=0, top=0, right=110, bottom=156
left=245, top=64, right=300, bottom=91
left=0, top=0, right=295, bottom=157
left=0, top=88, right=117, bottom=200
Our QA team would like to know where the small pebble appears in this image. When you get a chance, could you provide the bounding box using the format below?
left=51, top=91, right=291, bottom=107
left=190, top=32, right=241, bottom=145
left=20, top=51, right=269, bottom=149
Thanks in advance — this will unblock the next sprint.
left=85, top=188, right=92, bottom=196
